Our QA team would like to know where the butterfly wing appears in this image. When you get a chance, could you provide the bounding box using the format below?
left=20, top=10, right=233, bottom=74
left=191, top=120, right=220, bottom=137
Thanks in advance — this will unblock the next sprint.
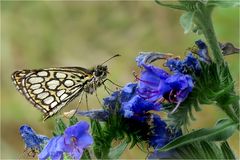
left=12, top=67, right=94, bottom=120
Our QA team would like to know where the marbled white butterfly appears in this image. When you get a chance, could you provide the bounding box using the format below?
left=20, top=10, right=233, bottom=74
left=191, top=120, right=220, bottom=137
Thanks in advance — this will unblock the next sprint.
left=11, top=55, right=119, bottom=120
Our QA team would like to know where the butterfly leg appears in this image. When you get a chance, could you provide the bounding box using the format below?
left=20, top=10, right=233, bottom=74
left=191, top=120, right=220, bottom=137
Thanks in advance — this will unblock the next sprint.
left=103, top=83, right=112, bottom=95
left=85, top=92, right=89, bottom=111
left=76, top=91, right=84, bottom=112
left=95, top=91, right=102, bottom=106
left=103, top=78, right=123, bottom=88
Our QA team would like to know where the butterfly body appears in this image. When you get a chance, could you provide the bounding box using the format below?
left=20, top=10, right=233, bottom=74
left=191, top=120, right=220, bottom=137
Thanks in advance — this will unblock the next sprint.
left=12, top=65, right=108, bottom=120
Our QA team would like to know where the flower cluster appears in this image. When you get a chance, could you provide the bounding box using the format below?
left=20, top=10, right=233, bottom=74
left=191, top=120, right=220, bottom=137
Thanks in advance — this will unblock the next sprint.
left=18, top=40, right=212, bottom=160
left=102, top=40, right=209, bottom=150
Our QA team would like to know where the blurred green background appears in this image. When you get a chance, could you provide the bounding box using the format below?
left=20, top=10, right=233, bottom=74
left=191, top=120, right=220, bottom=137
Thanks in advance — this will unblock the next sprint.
left=1, top=1, right=239, bottom=159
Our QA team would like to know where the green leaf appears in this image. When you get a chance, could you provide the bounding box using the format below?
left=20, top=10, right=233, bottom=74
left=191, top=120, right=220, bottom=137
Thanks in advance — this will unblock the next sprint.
left=81, top=149, right=91, bottom=160
left=200, top=141, right=220, bottom=159
left=108, top=141, right=128, bottom=159
left=68, top=116, right=78, bottom=126
left=52, top=118, right=66, bottom=136
left=159, top=119, right=237, bottom=152
left=155, top=0, right=186, bottom=10
left=155, top=141, right=235, bottom=159
left=207, top=0, right=240, bottom=7
left=180, top=11, right=195, bottom=33
left=221, top=141, right=236, bottom=159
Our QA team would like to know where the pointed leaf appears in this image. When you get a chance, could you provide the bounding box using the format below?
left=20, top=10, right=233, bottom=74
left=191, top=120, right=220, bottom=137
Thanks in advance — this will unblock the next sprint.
left=108, top=141, right=128, bottom=159
left=52, top=118, right=67, bottom=136
left=155, top=0, right=186, bottom=10
left=159, top=119, right=237, bottom=152
left=81, top=149, right=91, bottom=160
left=207, top=1, right=240, bottom=7
left=69, top=116, right=78, bottom=126
left=221, top=141, right=236, bottom=159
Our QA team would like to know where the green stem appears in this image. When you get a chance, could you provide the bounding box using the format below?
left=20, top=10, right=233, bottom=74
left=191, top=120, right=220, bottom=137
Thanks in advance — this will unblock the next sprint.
left=193, top=4, right=224, bottom=64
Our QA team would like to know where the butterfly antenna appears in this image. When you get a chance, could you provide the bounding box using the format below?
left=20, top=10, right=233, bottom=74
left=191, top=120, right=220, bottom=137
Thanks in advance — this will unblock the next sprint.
left=101, top=54, right=120, bottom=65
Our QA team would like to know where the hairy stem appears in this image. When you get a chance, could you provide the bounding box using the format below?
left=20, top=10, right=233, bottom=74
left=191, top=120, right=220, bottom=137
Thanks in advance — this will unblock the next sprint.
left=193, top=3, right=224, bottom=64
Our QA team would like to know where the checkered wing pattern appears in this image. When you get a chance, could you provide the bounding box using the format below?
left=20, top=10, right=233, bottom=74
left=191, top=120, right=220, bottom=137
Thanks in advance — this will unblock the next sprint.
left=11, top=67, right=94, bottom=120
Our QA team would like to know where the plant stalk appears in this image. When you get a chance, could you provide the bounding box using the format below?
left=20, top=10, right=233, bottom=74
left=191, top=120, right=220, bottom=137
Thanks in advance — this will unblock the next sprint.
left=193, top=4, right=224, bottom=64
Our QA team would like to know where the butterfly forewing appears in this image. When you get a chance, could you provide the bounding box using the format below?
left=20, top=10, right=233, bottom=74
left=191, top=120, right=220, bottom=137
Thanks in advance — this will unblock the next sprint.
left=12, top=67, right=94, bottom=120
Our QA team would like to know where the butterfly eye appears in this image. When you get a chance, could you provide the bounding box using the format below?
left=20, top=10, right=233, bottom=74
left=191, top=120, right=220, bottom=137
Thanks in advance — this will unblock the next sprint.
left=95, top=70, right=103, bottom=77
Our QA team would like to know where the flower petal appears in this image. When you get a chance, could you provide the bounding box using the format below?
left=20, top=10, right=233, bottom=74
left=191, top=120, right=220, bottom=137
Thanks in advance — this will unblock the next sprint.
left=38, top=136, right=63, bottom=160
left=138, top=64, right=171, bottom=102
left=121, top=83, right=137, bottom=102
left=64, top=121, right=89, bottom=144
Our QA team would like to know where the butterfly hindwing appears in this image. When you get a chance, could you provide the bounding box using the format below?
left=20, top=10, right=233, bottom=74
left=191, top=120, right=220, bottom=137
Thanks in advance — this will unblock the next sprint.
left=12, top=67, right=94, bottom=120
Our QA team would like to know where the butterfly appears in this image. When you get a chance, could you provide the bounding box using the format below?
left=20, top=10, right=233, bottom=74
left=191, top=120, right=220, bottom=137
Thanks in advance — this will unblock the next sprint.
left=12, top=54, right=119, bottom=120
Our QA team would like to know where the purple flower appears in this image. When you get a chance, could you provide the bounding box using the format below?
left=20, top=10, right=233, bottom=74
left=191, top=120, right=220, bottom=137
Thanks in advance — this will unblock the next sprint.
left=38, top=136, right=63, bottom=160
left=165, top=73, right=194, bottom=103
left=149, top=115, right=182, bottom=148
left=103, top=90, right=120, bottom=109
left=148, top=115, right=182, bottom=159
left=136, top=53, right=147, bottom=67
left=165, top=57, right=184, bottom=73
left=136, top=52, right=173, bottom=67
left=120, top=83, right=137, bottom=102
left=77, top=109, right=109, bottom=121
left=149, top=115, right=169, bottom=148
left=195, top=40, right=211, bottom=63
left=103, top=83, right=137, bottom=110
left=137, top=64, right=171, bottom=102
left=38, top=121, right=93, bottom=160
left=137, top=64, right=194, bottom=106
left=19, top=125, right=49, bottom=151
left=121, top=95, right=160, bottom=121
left=166, top=53, right=200, bottom=73
left=183, top=53, right=201, bottom=72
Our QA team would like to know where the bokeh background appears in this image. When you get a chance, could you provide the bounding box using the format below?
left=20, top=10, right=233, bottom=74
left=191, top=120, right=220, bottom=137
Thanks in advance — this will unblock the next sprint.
left=1, top=1, right=239, bottom=159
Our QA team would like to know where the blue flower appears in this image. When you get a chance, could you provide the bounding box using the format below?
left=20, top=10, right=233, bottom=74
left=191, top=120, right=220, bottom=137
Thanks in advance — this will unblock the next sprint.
left=165, top=73, right=194, bottom=103
left=137, top=64, right=194, bottom=105
left=137, top=64, right=171, bottom=102
left=148, top=126, right=182, bottom=159
left=103, top=90, right=120, bottom=109
left=183, top=53, right=201, bottom=72
left=148, top=115, right=182, bottom=159
left=19, top=125, right=49, bottom=152
left=103, top=83, right=137, bottom=110
left=38, top=121, right=93, bottom=160
left=195, top=39, right=211, bottom=63
left=38, top=136, right=63, bottom=160
left=166, top=53, right=200, bottom=74
left=136, top=53, right=147, bottom=67
left=121, top=95, right=160, bottom=121
left=136, top=52, right=173, bottom=67
left=149, top=115, right=169, bottom=148
left=149, top=115, right=182, bottom=148
left=77, top=109, right=109, bottom=121
left=165, top=57, right=184, bottom=73
left=120, top=83, right=137, bottom=102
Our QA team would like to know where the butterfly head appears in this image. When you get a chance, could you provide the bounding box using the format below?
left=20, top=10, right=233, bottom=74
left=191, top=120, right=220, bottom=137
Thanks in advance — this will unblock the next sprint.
left=94, top=65, right=108, bottom=79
